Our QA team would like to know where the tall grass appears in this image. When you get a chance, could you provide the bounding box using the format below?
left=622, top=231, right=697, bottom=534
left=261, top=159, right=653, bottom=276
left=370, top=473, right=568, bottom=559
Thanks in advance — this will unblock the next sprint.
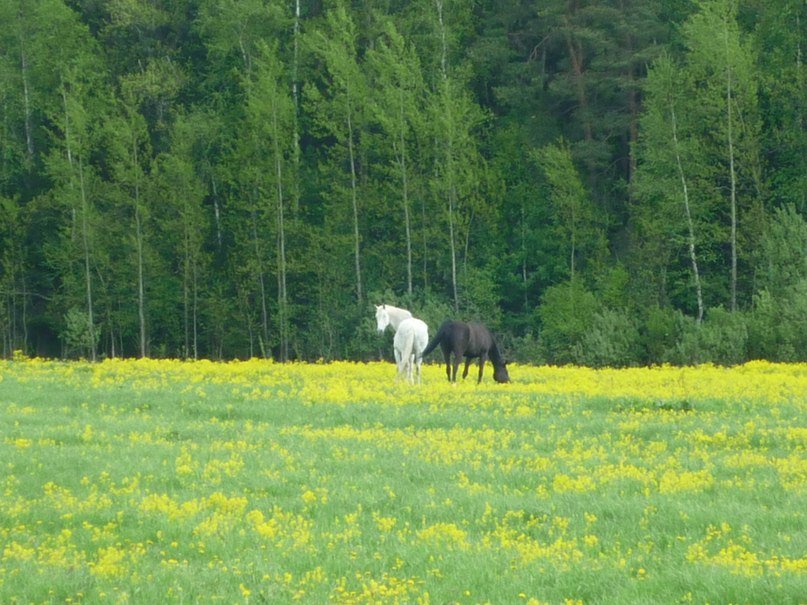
left=1, top=358, right=805, bottom=603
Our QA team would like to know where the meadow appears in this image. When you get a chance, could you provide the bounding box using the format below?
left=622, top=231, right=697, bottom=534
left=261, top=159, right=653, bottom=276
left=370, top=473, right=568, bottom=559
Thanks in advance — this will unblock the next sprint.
left=0, top=357, right=805, bottom=604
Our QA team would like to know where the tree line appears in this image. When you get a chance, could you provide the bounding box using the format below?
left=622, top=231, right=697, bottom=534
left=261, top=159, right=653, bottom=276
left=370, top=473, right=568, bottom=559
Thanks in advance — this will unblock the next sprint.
left=1, top=0, right=805, bottom=365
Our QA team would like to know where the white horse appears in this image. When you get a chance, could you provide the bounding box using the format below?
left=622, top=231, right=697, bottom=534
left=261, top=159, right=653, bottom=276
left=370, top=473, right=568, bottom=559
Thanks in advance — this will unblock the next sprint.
left=393, top=317, right=429, bottom=384
left=374, top=304, right=412, bottom=334
left=375, top=304, right=428, bottom=384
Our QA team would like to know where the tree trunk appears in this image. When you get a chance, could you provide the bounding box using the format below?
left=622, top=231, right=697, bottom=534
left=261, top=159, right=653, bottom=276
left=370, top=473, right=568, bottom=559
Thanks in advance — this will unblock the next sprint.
left=563, top=11, right=593, bottom=144
left=272, top=100, right=289, bottom=362
left=183, top=208, right=191, bottom=358
left=670, top=105, right=704, bottom=323
left=133, top=137, right=147, bottom=358
left=570, top=203, right=576, bottom=282
left=521, top=205, right=529, bottom=310
left=251, top=206, right=270, bottom=356
left=346, top=85, right=362, bottom=303
left=192, top=259, right=198, bottom=359
left=211, top=175, right=222, bottom=249
left=448, top=181, right=459, bottom=312
left=436, top=0, right=459, bottom=312
left=292, top=0, right=302, bottom=213
left=78, top=158, right=96, bottom=361
left=18, top=31, right=34, bottom=158
left=135, top=202, right=146, bottom=357
left=62, top=86, right=96, bottom=361
left=725, top=28, right=738, bottom=312
left=395, top=89, right=413, bottom=295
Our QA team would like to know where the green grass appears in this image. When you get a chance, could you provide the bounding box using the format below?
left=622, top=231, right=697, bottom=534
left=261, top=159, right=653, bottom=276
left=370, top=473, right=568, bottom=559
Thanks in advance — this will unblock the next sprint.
left=0, top=359, right=805, bottom=604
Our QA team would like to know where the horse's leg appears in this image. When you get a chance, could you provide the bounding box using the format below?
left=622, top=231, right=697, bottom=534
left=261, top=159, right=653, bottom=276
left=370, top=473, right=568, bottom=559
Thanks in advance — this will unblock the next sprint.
left=462, top=358, right=472, bottom=380
left=441, top=345, right=452, bottom=382
left=477, top=353, right=488, bottom=384
left=452, top=344, right=466, bottom=382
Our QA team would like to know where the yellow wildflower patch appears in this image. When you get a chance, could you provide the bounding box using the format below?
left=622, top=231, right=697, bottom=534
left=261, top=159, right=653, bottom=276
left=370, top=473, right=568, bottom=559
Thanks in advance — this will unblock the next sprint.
left=0, top=358, right=805, bottom=603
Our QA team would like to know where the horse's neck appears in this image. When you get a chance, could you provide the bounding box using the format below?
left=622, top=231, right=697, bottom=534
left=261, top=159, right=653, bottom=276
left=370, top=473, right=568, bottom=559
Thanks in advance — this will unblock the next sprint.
left=387, top=306, right=412, bottom=329
left=489, top=341, right=505, bottom=367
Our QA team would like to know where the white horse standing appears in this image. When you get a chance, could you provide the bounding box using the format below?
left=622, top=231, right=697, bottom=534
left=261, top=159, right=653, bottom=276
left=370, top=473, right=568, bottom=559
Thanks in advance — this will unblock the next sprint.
left=393, top=317, right=429, bottom=384
left=374, top=304, right=412, bottom=334
left=375, top=304, right=428, bottom=384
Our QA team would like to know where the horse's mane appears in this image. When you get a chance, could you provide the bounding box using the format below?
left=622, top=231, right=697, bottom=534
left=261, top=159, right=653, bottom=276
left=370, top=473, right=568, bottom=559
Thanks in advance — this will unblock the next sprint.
left=380, top=304, right=411, bottom=317
left=487, top=333, right=506, bottom=367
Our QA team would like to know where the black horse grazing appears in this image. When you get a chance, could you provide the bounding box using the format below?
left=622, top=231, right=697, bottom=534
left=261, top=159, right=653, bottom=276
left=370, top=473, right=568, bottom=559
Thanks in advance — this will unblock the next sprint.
left=421, top=320, right=510, bottom=384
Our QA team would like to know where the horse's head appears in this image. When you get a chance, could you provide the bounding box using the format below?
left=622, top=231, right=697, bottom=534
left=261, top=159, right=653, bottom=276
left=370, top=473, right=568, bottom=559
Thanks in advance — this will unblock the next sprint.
left=493, top=362, right=510, bottom=384
left=375, top=304, right=390, bottom=334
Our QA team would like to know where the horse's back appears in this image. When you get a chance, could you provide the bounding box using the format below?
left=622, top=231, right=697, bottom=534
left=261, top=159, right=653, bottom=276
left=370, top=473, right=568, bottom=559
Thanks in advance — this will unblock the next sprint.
left=467, top=322, right=494, bottom=350
left=395, top=318, right=428, bottom=349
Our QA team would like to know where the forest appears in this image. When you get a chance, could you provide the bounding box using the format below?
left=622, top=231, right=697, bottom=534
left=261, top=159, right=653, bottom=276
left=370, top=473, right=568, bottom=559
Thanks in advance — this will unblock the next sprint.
left=0, top=0, right=805, bottom=365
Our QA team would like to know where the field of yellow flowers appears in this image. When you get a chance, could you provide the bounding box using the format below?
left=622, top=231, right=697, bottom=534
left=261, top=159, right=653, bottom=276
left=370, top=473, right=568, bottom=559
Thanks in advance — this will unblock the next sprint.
left=1, top=357, right=805, bottom=604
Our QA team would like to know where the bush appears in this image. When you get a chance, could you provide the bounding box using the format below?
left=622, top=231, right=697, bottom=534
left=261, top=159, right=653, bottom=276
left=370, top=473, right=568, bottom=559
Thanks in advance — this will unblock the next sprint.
left=778, top=279, right=807, bottom=360
left=61, top=307, right=99, bottom=359
left=506, top=332, right=546, bottom=365
left=538, top=280, right=599, bottom=364
left=747, top=289, right=781, bottom=360
left=574, top=308, right=641, bottom=367
left=671, top=307, right=748, bottom=365
left=641, top=306, right=683, bottom=364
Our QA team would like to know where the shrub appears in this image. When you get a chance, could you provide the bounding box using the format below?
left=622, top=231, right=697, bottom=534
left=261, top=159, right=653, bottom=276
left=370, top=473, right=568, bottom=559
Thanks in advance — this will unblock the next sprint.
left=672, top=307, right=748, bottom=365
left=61, top=307, right=99, bottom=359
left=746, top=280, right=807, bottom=362
left=641, top=306, right=683, bottom=364
left=538, top=280, right=599, bottom=364
left=507, top=332, right=546, bottom=365
left=574, top=308, right=641, bottom=367
left=747, top=289, right=781, bottom=360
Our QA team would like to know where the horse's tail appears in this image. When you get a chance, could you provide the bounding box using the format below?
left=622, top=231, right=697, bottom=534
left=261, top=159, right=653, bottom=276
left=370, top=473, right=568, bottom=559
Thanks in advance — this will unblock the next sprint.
left=421, top=321, right=449, bottom=358
left=400, top=327, right=416, bottom=369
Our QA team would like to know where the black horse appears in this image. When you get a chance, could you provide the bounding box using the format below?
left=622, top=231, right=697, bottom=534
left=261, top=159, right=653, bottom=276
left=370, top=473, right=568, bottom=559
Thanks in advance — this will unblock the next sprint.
left=421, top=320, right=510, bottom=384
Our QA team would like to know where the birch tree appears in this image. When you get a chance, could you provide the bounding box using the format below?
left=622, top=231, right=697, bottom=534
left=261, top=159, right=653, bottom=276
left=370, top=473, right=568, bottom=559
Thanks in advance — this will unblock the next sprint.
left=48, top=72, right=100, bottom=360
left=752, top=0, right=807, bottom=212
left=307, top=2, right=367, bottom=303
left=633, top=54, right=705, bottom=322
left=154, top=113, right=208, bottom=359
left=197, top=0, right=292, bottom=356
left=683, top=0, right=763, bottom=311
left=366, top=21, right=427, bottom=296
left=0, top=195, right=27, bottom=355
left=428, top=0, right=487, bottom=312
left=109, top=83, right=151, bottom=357
left=245, top=41, right=296, bottom=361
left=535, top=140, right=603, bottom=283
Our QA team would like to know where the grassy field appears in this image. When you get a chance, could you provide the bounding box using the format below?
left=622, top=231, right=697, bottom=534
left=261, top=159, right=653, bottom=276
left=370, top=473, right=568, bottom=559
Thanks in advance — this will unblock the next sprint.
left=0, top=357, right=805, bottom=604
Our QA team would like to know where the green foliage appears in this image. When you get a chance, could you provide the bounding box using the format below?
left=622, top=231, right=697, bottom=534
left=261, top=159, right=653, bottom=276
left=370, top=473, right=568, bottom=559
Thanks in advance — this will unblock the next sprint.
left=0, top=0, right=805, bottom=364
left=673, top=307, right=748, bottom=366
left=534, top=140, right=605, bottom=281
left=61, top=306, right=99, bottom=358
left=458, top=265, right=503, bottom=327
left=537, top=280, right=599, bottom=365
left=641, top=306, right=684, bottom=365
left=759, top=205, right=807, bottom=292
left=748, top=282, right=807, bottom=362
left=575, top=308, right=641, bottom=368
